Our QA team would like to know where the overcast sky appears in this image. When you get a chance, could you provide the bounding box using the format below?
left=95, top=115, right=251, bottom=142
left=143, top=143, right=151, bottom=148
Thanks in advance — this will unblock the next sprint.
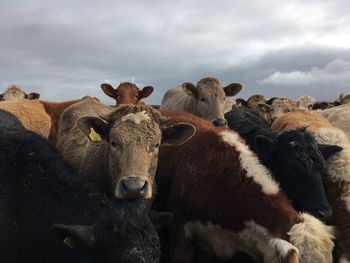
left=1, top=0, right=349, bottom=105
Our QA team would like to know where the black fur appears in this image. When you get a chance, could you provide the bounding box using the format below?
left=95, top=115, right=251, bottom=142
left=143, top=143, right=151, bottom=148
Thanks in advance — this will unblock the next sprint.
left=225, top=108, right=332, bottom=220
left=0, top=127, right=162, bottom=263
left=0, top=109, right=24, bottom=129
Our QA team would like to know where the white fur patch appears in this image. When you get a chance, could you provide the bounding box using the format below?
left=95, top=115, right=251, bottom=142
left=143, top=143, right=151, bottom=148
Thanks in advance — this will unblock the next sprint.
left=288, top=213, right=334, bottom=263
left=340, top=256, right=350, bottom=263
left=270, top=238, right=299, bottom=258
left=121, top=111, right=151, bottom=124
left=220, top=130, right=279, bottom=195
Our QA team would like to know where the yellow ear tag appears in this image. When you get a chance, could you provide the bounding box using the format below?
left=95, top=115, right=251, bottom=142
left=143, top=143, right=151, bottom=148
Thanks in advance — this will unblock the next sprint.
left=89, top=127, right=102, bottom=142
left=63, top=237, right=75, bottom=249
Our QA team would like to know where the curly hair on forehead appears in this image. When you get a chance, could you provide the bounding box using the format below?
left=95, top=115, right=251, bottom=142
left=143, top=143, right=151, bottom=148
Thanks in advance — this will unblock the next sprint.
left=107, top=104, right=163, bottom=124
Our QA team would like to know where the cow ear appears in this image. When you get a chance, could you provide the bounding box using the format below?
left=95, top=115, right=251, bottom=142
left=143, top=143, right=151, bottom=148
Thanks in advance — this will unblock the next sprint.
left=52, top=224, right=95, bottom=248
left=235, top=98, right=247, bottom=107
left=101, top=84, right=116, bottom=99
left=182, top=82, right=197, bottom=98
left=26, top=92, right=40, bottom=100
left=266, top=97, right=277, bottom=105
left=139, top=86, right=154, bottom=99
left=318, top=144, right=342, bottom=160
left=223, top=83, right=242, bottom=97
left=255, top=135, right=273, bottom=157
left=77, top=116, right=110, bottom=141
left=257, top=103, right=270, bottom=113
left=161, top=122, right=196, bottom=146
left=149, top=211, right=173, bottom=230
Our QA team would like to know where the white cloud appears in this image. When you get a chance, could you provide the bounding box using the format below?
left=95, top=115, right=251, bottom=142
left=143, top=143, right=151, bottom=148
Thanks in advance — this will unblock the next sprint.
left=260, top=58, right=350, bottom=88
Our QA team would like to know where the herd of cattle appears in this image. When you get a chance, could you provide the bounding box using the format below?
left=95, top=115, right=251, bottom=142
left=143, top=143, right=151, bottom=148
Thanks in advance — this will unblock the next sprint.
left=0, top=77, right=349, bottom=263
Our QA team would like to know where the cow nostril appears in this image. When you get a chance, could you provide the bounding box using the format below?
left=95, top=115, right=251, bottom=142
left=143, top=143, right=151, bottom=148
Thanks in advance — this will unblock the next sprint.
left=317, top=208, right=332, bottom=221
left=213, top=119, right=227, bottom=127
left=140, top=181, right=148, bottom=194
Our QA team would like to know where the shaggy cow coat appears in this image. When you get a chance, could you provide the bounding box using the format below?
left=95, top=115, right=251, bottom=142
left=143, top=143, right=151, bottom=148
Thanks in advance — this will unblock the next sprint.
left=0, top=99, right=51, bottom=137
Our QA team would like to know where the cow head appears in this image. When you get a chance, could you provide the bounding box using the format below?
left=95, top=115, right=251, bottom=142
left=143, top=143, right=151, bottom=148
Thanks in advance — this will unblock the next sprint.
left=296, top=95, right=316, bottom=111
left=255, top=129, right=342, bottom=221
left=0, top=85, right=40, bottom=101
left=101, top=82, right=154, bottom=106
left=52, top=201, right=172, bottom=263
left=77, top=105, right=195, bottom=200
left=269, top=97, right=296, bottom=122
left=339, top=93, right=350, bottom=105
left=182, top=77, right=242, bottom=126
left=247, top=94, right=266, bottom=111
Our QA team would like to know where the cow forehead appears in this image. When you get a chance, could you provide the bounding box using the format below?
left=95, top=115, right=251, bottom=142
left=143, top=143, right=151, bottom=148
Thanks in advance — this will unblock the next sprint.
left=121, top=111, right=151, bottom=124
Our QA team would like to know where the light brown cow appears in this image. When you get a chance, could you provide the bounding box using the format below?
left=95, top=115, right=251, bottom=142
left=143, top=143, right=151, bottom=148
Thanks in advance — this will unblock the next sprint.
left=269, top=97, right=296, bottom=122
left=272, top=110, right=350, bottom=261
left=57, top=97, right=195, bottom=200
left=296, top=95, right=316, bottom=111
left=0, top=85, right=40, bottom=101
left=160, top=77, right=242, bottom=126
left=101, top=82, right=154, bottom=106
left=0, top=99, right=51, bottom=137
left=338, top=93, right=350, bottom=105
left=156, top=110, right=334, bottom=263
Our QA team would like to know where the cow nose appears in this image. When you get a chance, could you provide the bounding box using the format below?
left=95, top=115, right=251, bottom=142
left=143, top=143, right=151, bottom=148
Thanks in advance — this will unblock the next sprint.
left=317, top=207, right=332, bottom=222
left=212, top=118, right=227, bottom=127
left=119, top=177, right=149, bottom=199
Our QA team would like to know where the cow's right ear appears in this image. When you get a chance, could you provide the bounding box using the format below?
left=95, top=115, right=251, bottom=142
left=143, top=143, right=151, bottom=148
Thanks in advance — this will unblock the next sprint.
left=27, top=92, right=40, bottom=100
left=182, top=82, right=198, bottom=98
left=77, top=116, right=110, bottom=141
left=255, top=135, right=273, bottom=158
left=101, top=84, right=116, bottom=99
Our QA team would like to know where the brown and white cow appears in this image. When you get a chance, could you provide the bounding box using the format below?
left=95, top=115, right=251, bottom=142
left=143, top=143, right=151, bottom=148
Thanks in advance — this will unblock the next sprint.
left=155, top=110, right=334, bottom=263
left=0, top=99, right=51, bottom=137
left=0, top=85, right=40, bottom=101
left=101, top=82, right=154, bottom=106
left=272, top=110, right=350, bottom=262
left=57, top=97, right=195, bottom=201
left=160, top=77, right=242, bottom=126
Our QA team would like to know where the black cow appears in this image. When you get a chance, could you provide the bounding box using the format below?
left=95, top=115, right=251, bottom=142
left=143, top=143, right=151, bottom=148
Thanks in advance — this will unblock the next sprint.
left=0, top=126, right=170, bottom=263
left=0, top=109, right=24, bottom=129
left=225, top=108, right=341, bottom=221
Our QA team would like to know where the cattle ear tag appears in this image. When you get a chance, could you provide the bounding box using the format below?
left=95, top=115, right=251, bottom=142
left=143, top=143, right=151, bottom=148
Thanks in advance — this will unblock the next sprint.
left=63, top=237, right=75, bottom=249
left=89, top=128, right=102, bottom=142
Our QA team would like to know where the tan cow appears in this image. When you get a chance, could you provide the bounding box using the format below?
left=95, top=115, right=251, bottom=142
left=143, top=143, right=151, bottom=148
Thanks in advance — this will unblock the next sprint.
left=269, top=97, right=296, bottom=122
left=0, top=85, right=40, bottom=101
left=296, top=95, right=316, bottom=111
left=272, top=110, right=350, bottom=261
left=160, top=77, right=242, bottom=126
left=0, top=99, right=51, bottom=137
left=57, top=97, right=195, bottom=200
left=101, top=82, right=154, bottom=106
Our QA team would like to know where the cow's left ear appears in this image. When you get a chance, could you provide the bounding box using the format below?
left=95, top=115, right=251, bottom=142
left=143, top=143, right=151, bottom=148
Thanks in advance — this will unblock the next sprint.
left=52, top=224, right=95, bottom=248
left=149, top=211, right=173, bottom=230
left=161, top=122, right=196, bottom=146
left=223, top=83, right=243, bottom=97
left=255, top=135, right=273, bottom=158
left=139, top=86, right=154, bottom=99
left=26, top=92, right=40, bottom=100
left=318, top=144, right=342, bottom=160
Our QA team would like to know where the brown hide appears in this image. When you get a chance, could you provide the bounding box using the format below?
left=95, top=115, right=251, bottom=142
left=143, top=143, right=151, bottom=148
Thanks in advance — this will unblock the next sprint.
left=0, top=99, right=51, bottom=137
left=41, top=99, right=82, bottom=144
left=156, top=111, right=301, bottom=262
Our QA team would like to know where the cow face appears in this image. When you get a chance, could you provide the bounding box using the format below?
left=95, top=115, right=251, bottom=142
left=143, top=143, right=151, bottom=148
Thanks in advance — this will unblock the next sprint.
left=269, top=97, right=295, bottom=122
left=297, top=95, right=316, bottom=111
left=182, top=77, right=242, bottom=126
left=77, top=105, right=195, bottom=199
left=52, top=210, right=172, bottom=263
left=101, top=82, right=154, bottom=106
left=0, top=85, right=40, bottom=101
left=247, top=94, right=266, bottom=111
left=255, top=129, right=341, bottom=221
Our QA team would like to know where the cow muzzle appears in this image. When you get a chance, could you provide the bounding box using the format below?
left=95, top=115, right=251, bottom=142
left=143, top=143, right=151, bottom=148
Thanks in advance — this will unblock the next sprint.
left=116, top=176, right=151, bottom=199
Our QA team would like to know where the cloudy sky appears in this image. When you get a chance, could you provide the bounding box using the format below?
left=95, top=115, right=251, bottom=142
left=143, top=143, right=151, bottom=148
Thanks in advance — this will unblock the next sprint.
left=1, top=0, right=350, bottom=105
